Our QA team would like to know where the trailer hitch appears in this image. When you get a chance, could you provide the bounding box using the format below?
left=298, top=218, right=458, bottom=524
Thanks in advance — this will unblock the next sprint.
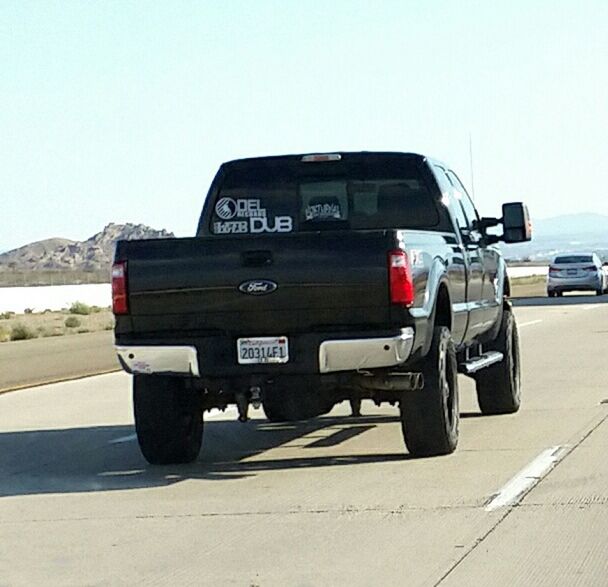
left=235, top=386, right=262, bottom=422
left=235, top=391, right=249, bottom=422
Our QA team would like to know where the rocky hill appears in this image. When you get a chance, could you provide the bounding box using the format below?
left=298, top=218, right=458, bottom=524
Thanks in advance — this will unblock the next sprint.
left=0, top=223, right=174, bottom=272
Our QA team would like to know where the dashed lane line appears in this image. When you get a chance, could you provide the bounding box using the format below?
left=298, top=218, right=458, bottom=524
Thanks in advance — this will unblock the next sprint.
left=484, top=445, right=569, bottom=511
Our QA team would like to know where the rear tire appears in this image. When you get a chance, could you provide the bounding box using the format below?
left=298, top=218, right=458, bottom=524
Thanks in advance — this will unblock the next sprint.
left=400, top=326, right=459, bottom=457
left=475, top=305, right=521, bottom=415
left=133, top=375, right=203, bottom=465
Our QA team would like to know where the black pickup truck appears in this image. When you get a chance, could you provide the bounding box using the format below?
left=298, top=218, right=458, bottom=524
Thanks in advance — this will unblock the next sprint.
left=113, top=152, right=531, bottom=464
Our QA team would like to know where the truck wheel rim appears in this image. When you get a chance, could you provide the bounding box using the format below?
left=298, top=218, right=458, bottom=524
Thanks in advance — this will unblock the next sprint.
left=509, top=319, right=521, bottom=402
left=439, top=335, right=457, bottom=432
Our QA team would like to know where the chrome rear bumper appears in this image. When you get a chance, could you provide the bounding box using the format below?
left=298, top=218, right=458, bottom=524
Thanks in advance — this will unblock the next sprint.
left=318, top=327, right=415, bottom=374
left=116, top=345, right=200, bottom=377
left=116, top=327, right=415, bottom=378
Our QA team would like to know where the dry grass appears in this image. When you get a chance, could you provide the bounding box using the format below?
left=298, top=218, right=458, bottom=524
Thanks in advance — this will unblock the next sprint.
left=0, top=308, right=114, bottom=343
left=510, top=275, right=546, bottom=298
left=10, top=323, right=37, bottom=341
left=0, top=325, right=10, bottom=343
left=64, top=316, right=82, bottom=328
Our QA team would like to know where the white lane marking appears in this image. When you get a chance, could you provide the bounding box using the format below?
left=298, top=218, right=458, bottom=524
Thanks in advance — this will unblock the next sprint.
left=485, top=445, right=569, bottom=511
left=109, top=433, right=137, bottom=445
left=108, top=408, right=240, bottom=445
left=518, top=319, right=542, bottom=328
left=583, top=305, right=602, bottom=311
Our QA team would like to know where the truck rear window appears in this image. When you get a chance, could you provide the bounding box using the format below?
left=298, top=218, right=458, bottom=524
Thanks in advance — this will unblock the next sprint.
left=208, top=158, right=439, bottom=235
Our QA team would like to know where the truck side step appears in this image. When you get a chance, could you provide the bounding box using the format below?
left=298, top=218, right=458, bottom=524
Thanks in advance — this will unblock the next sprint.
left=459, top=351, right=504, bottom=375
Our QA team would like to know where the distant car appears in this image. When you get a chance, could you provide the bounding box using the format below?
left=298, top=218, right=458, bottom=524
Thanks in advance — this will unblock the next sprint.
left=547, top=253, right=607, bottom=297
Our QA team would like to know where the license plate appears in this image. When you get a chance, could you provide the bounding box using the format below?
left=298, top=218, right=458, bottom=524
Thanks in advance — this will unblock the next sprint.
left=568, top=269, right=577, bottom=275
left=237, top=337, right=289, bottom=364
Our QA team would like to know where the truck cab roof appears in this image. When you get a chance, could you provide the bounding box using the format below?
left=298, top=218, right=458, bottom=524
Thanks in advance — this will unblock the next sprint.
left=221, top=151, right=445, bottom=169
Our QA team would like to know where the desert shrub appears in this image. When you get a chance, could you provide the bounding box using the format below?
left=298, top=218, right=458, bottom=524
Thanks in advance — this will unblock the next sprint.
left=10, top=323, right=37, bottom=341
left=90, top=305, right=103, bottom=313
left=104, top=323, right=114, bottom=330
left=42, top=308, right=53, bottom=314
left=0, top=326, right=10, bottom=342
left=64, top=316, right=81, bottom=328
left=77, top=328, right=90, bottom=334
left=69, top=301, right=92, bottom=315
left=0, top=311, right=15, bottom=320
left=41, top=327, right=63, bottom=338
left=24, top=308, right=34, bottom=314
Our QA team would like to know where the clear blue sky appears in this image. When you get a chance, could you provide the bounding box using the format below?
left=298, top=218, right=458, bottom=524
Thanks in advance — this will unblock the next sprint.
left=2, top=1, right=607, bottom=251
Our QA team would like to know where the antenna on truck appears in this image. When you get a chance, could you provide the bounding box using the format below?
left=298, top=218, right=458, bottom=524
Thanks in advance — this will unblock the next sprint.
left=469, top=133, right=476, bottom=201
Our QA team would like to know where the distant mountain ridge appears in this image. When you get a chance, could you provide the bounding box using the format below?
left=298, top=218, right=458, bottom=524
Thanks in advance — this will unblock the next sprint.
left=0, top=223, right=174, bottom=272
left=504, top=213, right=608, bottom=261
left=533, top=213, right=608, bottom=237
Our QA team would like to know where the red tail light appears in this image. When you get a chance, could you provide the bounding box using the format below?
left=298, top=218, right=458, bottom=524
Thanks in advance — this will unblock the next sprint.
left=549, top=266, right=560, bottom=274
left=584, top=266, right=597, bottom=272
left=388, top=249, right=414, bottom=306
left=112, top=262, right=129, bottom=315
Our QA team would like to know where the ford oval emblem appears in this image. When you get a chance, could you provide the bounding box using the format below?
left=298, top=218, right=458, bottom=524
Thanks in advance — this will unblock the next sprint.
left=238, top=279, right=278, bottom=296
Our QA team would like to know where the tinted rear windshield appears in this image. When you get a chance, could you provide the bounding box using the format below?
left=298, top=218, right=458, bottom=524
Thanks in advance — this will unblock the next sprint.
left=554, top=255, right=594, bottom=264
left=208, top=157, right=439, bottom=235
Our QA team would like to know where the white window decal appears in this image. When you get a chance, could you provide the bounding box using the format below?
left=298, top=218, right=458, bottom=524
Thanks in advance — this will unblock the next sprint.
left=215, top=197, right=238, bottom=220
left=213, top=221, right=249, bottom=234
left=305, top=203, right=342, bottom=220
left=216, top=197, right=269, bottom=220
left=236, top=199, right=266, bottom=218
left=214, top=197, right=292, bottom=234
left=250, top=217, right=293, bottom=234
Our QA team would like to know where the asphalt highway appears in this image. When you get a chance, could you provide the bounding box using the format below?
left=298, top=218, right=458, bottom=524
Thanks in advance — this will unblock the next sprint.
left=1, top=295, right=608, bottom=585
left=0, top=330, right=119, bottom=392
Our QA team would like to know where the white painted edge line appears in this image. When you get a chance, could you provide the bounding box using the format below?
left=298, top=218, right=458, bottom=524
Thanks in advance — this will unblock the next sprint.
left=485, top=445, right=569, bottom=511
left=583, top=305, right=603, bottom=311
left=108, top=406, right=240, bottom=444
left=518, top=319, right=542, bottom=328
